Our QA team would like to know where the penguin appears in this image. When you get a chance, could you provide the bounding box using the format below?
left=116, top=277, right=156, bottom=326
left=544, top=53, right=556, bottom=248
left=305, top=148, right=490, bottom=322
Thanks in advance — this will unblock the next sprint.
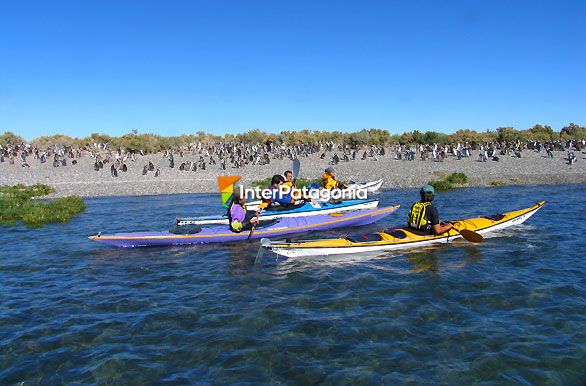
left=142, top=165, right=148, bottom=175
left=155, top=168, right=160, bottom=177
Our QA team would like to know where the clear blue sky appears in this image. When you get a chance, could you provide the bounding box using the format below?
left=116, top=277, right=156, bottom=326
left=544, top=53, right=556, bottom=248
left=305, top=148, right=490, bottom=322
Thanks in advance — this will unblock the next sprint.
left=1, top=0, right=584, bottom=140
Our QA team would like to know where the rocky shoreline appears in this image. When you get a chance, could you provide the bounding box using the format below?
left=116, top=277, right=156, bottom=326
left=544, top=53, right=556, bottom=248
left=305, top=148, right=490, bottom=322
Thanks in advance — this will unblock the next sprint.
left=1, top=149, right=584, bottom=198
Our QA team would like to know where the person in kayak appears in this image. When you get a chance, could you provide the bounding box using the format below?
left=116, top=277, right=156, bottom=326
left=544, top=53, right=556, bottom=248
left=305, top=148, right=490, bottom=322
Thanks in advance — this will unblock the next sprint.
left=227, top=190, right=260, bottom=233
left=259, top=174, right=295, bottom=209
left=322, top=167, right=348, bottom=190
left=283, top=170, right=296, bottom=189
left=407, top=184, right=454, bottom=235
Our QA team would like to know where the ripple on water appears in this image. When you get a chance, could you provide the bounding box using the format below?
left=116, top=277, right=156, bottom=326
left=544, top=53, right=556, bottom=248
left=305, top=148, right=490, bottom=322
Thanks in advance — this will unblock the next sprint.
left=1, top=185, right=585, bottom=383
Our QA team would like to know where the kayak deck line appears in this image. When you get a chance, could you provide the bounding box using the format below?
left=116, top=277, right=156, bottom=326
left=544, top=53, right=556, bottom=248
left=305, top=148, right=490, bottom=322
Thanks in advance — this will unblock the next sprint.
left=89, top=205, right=399, bottom=241
left=264, top=201, right=545, bottom=256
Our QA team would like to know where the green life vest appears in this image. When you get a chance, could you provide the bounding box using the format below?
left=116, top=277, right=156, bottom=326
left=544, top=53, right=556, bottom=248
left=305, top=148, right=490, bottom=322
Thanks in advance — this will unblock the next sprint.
left=408, top=201, right=431, bottom=230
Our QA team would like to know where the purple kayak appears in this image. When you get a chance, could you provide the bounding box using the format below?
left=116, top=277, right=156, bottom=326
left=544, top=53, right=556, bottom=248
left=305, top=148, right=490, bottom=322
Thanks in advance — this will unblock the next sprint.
left=89, top=205, right=399, bottom=248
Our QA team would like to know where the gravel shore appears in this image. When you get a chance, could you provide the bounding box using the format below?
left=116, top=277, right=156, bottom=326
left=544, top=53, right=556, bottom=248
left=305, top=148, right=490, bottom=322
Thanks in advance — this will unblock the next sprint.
left=1, top=149, right=584, bottom=198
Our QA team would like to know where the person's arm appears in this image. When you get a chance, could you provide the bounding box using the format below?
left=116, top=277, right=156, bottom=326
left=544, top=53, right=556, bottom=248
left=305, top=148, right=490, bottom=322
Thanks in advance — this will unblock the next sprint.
left=428, top=206, right=454, bottom=235
left=432, top=222, right=453, bottom=235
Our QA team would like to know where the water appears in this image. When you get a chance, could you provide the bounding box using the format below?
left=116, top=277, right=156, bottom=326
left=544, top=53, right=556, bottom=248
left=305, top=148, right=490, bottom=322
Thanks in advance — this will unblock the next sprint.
left=1, top=184, right=585, bottom=384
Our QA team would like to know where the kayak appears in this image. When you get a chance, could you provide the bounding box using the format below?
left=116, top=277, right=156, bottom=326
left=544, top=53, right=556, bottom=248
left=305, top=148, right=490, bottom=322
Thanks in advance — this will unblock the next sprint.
left=176, top=199, right=379, bottom=226
left=89, top=205, right=400, bottom=248
left=245, top=179, right=385, bottom=209
left=261, top=201, right=545, bottom=258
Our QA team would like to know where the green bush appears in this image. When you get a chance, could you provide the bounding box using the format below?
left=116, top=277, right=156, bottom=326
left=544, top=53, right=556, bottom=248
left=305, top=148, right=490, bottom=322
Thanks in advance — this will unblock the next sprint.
left=429, top=180, right=454, bottom=192
left=250, top=177, right=321, bottom=189
left=446, top=172, right=468, bottom=184
left=0, top=184, right=85, bottom=228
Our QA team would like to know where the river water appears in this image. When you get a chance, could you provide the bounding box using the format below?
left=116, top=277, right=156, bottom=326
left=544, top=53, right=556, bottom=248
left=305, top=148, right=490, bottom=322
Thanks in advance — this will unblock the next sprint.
left=1, top=184, right=584, bottom=384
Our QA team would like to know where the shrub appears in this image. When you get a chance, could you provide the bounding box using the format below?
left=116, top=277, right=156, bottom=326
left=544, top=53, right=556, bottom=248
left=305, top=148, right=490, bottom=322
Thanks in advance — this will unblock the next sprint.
left=429, top=180, right=453, bottom=192
left=446, top=172, right=468, bottom=184
left=0, top=184, right=85, bottom=228
left=250, top=177, right=321, bottom=190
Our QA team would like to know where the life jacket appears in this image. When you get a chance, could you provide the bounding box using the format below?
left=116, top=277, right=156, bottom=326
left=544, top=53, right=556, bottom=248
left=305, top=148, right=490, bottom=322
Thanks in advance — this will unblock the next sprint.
left=407, top=201, right=432, bottom=230
left=282, top=181, right=296, bottom=203
left=322, top=173, right=338, bottom=190
left=227, top=200, right=246, bottom=232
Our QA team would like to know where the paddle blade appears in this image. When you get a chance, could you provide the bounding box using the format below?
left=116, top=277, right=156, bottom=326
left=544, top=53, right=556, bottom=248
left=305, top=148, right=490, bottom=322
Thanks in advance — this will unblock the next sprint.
left=459, top=229, right=483, bottom=244
left=255, top=238, right=271, bottom=264
left=292, top=158, right=301, bottom=179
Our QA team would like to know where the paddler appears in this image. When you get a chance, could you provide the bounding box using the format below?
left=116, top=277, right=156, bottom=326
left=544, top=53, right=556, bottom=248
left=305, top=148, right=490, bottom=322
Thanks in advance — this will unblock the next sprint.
left=227, top=190, right=260, bottom=233
left=283, top=169, right=312, bottom=202
left=259, top=174, right=295, bottom=209
left=283, top=170, right=296, bottom=189
left=322, top=167, right=348, bottom=190
left=407, top=184, right=454, bottom=235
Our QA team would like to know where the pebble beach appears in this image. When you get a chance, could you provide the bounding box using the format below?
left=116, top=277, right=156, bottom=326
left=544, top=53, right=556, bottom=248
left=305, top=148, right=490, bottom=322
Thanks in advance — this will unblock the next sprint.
left=1, top=149, right=585, bottom=198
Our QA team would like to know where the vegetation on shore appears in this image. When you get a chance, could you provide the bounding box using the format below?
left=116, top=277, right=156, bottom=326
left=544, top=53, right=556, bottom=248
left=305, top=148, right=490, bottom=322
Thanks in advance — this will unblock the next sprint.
left=2, top=123, right=585, bottom=153
left=429, top=172, right=469, bottom=192
left=250, top=177, right=321, bottom=190
left=0, top=184, right=86, bottom=228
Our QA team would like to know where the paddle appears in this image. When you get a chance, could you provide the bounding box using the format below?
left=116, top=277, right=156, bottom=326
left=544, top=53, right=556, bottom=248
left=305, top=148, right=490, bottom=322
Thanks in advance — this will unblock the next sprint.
left=292, top=158, right=300, bottom=182
left=247, top=224, right=256, bottom=241
left=246, top=210, right=263, bottom=242
left=458, top=229, right=483, bottom=243
left=451, top=222, right=483, bottom=243
left=255, top=238, right=272, bottom=264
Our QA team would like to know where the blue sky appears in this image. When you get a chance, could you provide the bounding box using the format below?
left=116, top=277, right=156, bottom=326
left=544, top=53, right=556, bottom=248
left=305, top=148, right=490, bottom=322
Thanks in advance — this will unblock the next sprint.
left=1, top=0, right=584, bottom=140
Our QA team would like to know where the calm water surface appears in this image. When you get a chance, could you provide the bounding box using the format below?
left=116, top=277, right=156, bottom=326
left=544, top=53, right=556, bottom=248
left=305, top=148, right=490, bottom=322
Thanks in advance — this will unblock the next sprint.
left=1, top=184, right=585, bottom=384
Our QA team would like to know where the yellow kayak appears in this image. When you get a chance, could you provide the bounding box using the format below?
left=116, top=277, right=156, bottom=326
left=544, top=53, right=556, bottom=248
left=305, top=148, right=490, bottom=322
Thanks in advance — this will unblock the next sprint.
left=261, top=201, right=545, bottom=258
